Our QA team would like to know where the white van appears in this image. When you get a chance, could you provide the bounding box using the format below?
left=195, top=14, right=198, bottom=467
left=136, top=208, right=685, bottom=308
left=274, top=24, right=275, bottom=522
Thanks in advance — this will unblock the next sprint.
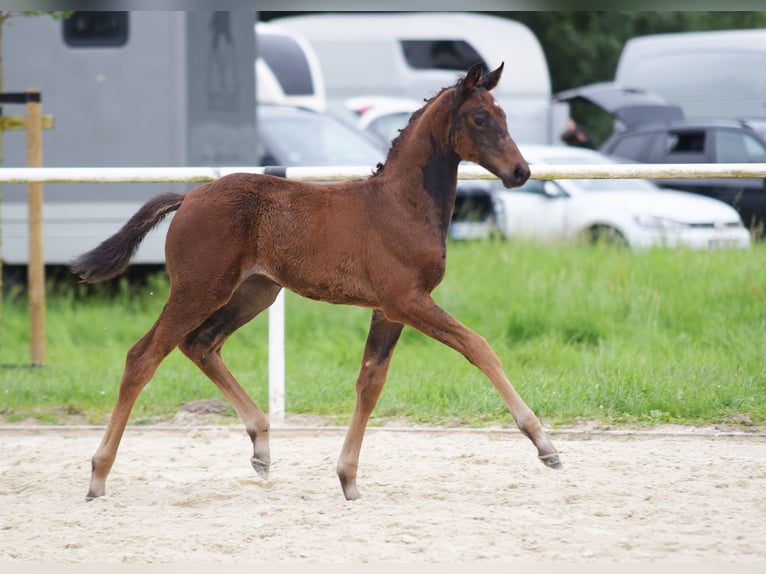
left=255, top=22, right=325, bottom=112
left=615, top=29, right=766, bottom=120
left=270, top=12, right=568, bottom=145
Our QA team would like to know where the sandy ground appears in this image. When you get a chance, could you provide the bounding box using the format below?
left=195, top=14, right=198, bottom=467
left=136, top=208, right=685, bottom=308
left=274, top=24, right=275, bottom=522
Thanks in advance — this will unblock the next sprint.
left=0, top=419, right=765, bottom=564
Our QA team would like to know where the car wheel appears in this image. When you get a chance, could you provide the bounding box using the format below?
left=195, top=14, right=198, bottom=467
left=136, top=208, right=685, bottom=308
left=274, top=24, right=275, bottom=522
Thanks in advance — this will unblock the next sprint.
left=588, top=224, right=628, bottom=247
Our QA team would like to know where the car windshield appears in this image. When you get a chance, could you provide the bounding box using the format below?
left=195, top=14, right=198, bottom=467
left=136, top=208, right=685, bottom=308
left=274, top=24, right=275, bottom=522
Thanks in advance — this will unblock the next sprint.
left=539, top=153, right=659, bottom=192
left=258, top=109, right=385, bottom=167
left=367, top=111, right=413, bottom=144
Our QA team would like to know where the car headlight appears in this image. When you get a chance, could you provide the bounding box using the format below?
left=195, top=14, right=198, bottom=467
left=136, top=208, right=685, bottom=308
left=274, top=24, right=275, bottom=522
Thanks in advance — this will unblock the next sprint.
left=634, top=215, right=688, bottom=230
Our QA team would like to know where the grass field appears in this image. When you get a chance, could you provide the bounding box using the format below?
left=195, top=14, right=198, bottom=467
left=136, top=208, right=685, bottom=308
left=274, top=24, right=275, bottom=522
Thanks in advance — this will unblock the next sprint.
left=1, top=240, right=765, bottom=428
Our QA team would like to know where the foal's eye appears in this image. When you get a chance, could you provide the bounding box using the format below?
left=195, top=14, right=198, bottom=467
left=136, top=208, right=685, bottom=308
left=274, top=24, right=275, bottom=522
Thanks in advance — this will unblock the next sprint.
left=474, top=116, right=485, bottom=126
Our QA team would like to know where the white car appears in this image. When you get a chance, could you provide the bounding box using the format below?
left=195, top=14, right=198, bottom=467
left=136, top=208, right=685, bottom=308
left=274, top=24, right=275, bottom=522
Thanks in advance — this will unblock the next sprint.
left=345, top=96, right=421, bottom=146
left=492, top=145, right=752, bottom=250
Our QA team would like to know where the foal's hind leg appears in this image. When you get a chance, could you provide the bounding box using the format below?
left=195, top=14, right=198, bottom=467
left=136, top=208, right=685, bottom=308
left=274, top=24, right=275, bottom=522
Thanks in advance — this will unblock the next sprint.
left=86, top=327, right=171, bottom=500
left=336, top=309, right=404, bottom=500
left=385, top=295, right=561, bottom=469
left=87, top=281, right=238, bottom=500
left=179, top=275, right=282, bottom=480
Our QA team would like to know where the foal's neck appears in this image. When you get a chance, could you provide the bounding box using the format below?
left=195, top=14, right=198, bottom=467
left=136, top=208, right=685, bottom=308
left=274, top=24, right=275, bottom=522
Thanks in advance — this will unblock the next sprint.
left=383, top=92, right=461, bottom=231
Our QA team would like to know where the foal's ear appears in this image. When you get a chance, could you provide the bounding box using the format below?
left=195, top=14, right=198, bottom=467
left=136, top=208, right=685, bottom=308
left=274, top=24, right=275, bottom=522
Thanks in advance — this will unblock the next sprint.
left=479, top=62, right=504, bottom=91
left=462, top=62, right=485, bottom=94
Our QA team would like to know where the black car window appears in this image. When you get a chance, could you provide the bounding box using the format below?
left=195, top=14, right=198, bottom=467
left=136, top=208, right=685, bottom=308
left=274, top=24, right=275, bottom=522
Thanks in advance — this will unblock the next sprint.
left=257, top=33, right=315, bottom=96
left=664, top=131, right=707, bottom=163
left=668, top=131, right=705, bottom=153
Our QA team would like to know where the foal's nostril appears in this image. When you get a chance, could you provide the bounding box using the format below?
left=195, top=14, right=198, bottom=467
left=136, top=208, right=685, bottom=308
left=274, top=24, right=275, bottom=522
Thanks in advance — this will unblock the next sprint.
left=513, top=163, right=530, bottom=184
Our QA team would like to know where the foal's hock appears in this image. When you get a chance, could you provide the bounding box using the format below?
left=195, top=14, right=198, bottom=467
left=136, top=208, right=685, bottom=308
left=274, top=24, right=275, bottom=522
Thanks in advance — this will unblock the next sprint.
left=72, top=62, right=561, bottom=502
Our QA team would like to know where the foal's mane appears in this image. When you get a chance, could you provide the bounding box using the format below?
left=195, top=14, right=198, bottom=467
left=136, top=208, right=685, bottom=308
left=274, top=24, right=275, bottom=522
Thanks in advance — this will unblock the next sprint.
left=371, top=74, right=465, bottom=178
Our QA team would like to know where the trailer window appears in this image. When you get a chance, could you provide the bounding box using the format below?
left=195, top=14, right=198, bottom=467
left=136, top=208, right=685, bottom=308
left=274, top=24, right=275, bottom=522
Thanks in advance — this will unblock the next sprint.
left=63, top=12, right=129, bottom=47
left=257, top=33, right=314, bottom=96
left=400, top=40, right=485, bottom=71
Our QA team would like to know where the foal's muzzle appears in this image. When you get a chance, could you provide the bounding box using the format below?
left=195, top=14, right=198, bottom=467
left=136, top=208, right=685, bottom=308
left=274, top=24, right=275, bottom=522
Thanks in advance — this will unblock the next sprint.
left=501, top=162, right=530, bottom=188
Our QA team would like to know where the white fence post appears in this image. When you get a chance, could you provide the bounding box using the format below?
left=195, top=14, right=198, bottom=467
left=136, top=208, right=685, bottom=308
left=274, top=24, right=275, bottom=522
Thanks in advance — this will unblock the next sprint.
left=268, top=290, right=285, bottom=424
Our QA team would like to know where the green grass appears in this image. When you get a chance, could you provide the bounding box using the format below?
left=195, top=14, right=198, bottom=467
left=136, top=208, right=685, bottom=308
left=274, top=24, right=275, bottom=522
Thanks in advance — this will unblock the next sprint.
left=1, top=240, right=765, bottom=428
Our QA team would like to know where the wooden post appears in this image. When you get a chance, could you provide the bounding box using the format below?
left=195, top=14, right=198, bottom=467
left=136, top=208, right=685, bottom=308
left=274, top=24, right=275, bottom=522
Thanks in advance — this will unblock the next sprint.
left=25, top=88, right=45, bottom=365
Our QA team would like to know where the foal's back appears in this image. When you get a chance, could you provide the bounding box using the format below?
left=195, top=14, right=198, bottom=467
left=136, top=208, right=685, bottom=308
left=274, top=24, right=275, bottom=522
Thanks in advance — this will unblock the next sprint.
left=166, top=172, right=442, bottom=308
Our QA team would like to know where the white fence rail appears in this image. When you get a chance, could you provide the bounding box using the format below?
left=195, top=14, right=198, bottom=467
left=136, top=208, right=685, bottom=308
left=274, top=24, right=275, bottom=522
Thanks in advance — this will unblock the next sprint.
left=2, top=163, right=766, bottom=184
left=3, top=162, right=766, bottom=421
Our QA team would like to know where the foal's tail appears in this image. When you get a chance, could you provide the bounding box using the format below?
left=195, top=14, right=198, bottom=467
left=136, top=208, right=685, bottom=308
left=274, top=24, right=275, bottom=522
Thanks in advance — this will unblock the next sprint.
left=71, top=192, right=185, bottom=283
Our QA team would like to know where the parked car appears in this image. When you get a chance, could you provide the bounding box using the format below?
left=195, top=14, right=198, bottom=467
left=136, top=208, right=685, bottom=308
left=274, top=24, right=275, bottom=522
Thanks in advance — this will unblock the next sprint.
left=742, top=118, right=766, bottom=141
left=257, top=104, right=495, bottom=239
left=345, top=96, right=423, bottom=146
left=257, top=104, right=385, bottom=167
left=601, top=119, right=766, bottom=236
left=491, top=145, right=751, bottom=250
left=554, top=82, right=766, bottom=237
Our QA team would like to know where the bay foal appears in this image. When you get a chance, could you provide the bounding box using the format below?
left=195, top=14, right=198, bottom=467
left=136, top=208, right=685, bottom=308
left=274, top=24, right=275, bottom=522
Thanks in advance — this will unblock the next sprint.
left=72, top=63, right=561, bottom=501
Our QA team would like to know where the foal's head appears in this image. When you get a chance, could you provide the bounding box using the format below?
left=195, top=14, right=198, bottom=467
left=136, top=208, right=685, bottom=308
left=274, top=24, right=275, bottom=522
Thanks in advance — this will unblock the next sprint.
left=450, top=63, right=530, bottom=188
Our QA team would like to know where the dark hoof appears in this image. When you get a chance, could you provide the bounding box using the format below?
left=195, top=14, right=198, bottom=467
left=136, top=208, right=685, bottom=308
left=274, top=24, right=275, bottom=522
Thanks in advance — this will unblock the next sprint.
left=251, top=457, right=270, bottom=480
left=539, top=453, right=562, bottom=469
left=338, top=475, right=361, bottom=501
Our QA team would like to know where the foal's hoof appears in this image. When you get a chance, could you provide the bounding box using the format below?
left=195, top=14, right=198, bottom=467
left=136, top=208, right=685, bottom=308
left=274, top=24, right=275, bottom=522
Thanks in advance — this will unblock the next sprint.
left=341, top=484, right=361, bottom=501
left=338, top=475, right=361, bottom=501
left=85, top=482, right=105, bottom=501
left=539, top=452, right=563, bottom=469
left=251, top=457, right=270, bottom=480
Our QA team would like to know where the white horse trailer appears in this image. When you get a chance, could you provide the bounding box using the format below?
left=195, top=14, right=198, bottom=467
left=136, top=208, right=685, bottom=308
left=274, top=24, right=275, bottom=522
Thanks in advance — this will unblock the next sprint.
left=1, top=11, right=258, bottom=266
left=271, top=12, right=568, bottom=146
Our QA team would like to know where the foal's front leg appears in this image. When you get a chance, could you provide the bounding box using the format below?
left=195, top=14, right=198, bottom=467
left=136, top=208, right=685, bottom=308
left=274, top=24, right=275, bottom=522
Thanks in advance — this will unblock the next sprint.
left=337, top=309, right=404, bottom=500
left=386, top=295, right=561, bottom=468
